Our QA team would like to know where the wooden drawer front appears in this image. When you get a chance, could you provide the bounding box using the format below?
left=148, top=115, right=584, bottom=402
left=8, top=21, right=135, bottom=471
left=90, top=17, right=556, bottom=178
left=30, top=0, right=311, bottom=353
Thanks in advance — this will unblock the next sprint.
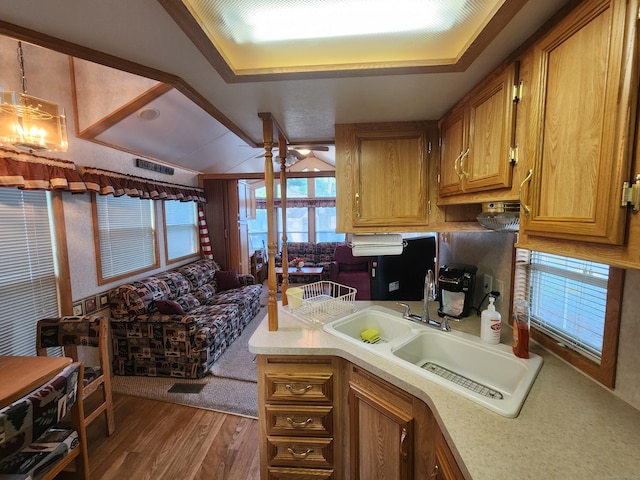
left=267, top=436, right=333, bottom=469
left=267, top=466, right=334, bottom=480
left=265, top=372, right=333, bottom=403
left=266, top=405, right=333, bottom=437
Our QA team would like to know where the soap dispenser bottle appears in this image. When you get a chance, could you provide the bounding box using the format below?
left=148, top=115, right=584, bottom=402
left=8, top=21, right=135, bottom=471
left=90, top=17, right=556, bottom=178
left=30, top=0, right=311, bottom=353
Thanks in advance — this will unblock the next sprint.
left=481, top=295, right=501, bottom=344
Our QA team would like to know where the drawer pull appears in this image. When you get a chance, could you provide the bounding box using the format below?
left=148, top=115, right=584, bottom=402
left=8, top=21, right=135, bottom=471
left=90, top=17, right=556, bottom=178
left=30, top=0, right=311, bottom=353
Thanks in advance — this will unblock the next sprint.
left=286, top=384, right=313, bottom=395
left=287, top=447, right=313, bottom=459
left=287, top=417, right=314, bottom=428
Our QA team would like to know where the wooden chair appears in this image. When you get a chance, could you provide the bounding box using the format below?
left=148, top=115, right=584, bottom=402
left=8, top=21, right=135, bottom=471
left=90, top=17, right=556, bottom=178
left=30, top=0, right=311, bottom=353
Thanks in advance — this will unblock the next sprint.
left=251, top=248, right=266, bottom=284
left=0, top=362, right=90, bottom=480
left=37, top=315, right=116, bottom=436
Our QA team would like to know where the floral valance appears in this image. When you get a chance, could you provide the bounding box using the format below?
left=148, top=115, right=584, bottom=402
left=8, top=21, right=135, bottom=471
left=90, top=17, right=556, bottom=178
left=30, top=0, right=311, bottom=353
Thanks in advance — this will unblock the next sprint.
left=0, top=147, right=87, bottom=193
left=80, top=167, right=205, bottom=203
left=257, top=197, right=335, bottom=209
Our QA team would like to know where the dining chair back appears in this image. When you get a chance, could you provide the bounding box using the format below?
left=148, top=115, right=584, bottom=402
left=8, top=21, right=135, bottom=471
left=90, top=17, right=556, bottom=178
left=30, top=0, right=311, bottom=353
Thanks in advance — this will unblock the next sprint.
left=37, top=315, right=115, bottom=436
left=0, top=362, right=89, bottom=480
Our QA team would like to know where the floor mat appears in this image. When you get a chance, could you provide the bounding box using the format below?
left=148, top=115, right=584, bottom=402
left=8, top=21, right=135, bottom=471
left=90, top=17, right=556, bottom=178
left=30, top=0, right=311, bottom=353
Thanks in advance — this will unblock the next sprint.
left=168, top=383, right=206, bottom=394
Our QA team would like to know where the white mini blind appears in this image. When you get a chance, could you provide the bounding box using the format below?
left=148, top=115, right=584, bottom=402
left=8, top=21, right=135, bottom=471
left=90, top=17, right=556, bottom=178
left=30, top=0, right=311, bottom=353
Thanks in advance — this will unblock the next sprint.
left=96, top=194, right=156, bottom=280
left=0, top=189, right=58, bottom=356
left=514, top=249, right=609, bottom=361
left=164, top=200, right=198, bottom=261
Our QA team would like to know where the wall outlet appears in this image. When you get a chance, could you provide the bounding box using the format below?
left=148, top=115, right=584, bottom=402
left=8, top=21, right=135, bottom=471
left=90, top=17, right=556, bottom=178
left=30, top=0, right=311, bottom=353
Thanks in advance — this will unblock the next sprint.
left=389, top=281, right=400, bottom=292
left=483, top=274, right=493, bottom=294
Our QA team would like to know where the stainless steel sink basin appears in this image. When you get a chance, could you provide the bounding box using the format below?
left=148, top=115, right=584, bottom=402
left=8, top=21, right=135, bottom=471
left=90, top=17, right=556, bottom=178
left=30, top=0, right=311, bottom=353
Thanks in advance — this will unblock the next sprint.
left=323, top=306, right=543, bottom=418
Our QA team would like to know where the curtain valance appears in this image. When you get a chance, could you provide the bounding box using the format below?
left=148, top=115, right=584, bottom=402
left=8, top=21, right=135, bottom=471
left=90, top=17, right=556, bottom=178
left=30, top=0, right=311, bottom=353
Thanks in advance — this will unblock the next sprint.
left=0, top=147, right=87, bottom=192
left=257, top=197, right=335, bottom=209
left=80, top=167, right=205, bottom=203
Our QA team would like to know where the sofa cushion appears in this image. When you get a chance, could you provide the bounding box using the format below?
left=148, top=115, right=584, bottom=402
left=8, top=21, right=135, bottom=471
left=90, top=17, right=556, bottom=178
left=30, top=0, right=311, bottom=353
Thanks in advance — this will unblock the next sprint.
left=156, top=300, right=185, bottom=315
left=179, top=259, right=219, bottom=289
left=216, top=270, right=241, bottom=291
left=193, top=283, right=217, bottom=303
left=155, top=271, right=191, bottom=297
left=175, top=293, right=201, bottom=313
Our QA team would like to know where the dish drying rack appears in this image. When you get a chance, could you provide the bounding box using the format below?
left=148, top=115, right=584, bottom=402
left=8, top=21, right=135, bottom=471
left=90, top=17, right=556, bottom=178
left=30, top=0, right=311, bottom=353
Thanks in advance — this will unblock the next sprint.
left=285, top=281, right=357, bottom=326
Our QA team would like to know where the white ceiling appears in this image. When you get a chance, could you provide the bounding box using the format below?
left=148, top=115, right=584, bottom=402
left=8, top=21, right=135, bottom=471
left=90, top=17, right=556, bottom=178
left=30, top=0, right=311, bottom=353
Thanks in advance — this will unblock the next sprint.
left=0, top=0, right=571, bottom=174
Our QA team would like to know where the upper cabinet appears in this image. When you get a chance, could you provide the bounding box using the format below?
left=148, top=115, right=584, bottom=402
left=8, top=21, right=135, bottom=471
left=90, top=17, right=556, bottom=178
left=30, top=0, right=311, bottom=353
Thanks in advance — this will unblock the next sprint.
left=335, top=121, right=431, bottom=232
left=439, top=64, right=518, bottom=199
left=519, top=0, right=638, bottom=245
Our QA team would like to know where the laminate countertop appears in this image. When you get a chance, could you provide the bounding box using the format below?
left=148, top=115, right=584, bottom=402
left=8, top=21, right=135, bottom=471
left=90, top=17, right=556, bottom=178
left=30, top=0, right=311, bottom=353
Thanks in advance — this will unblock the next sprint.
left=248, top=301, right=640, bottom=480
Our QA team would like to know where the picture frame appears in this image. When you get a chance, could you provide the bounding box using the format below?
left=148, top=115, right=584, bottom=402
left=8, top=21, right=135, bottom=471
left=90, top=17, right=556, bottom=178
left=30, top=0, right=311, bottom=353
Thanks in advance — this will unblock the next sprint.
left=72, top=302, right=83, bottom=316
left=99, top=293, right=109, bottom=308
left=84, top=296, right=97, bottom=314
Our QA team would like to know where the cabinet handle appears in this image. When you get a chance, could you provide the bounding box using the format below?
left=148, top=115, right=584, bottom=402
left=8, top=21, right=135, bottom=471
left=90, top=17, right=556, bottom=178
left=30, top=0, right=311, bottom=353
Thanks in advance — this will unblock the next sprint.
left=459, top=147, right=470, bottom=179
left=519, top=168, right=533, bottom=217
left=287, top=417, right=314, bottom=428
left=400, top=427, right=408, bottom=461
left=355, top=192, right=361, bottom=218
left=286, top=384, right=313, bottom=395
left=454, top=148, right=470, bottom=181
left=287, top=447, right=313, bottom=459
left=430, top=464, right=440, bottom=478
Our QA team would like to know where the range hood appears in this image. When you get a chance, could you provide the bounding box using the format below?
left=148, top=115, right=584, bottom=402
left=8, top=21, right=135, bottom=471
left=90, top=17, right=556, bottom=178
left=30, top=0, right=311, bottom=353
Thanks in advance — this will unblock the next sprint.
left=476, top=202, right=520, bottom=232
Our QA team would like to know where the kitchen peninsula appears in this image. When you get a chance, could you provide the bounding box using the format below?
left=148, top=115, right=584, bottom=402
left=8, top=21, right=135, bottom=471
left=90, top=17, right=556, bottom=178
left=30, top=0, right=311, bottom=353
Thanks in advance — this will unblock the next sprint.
left=249, top=301, right=640, bottom=479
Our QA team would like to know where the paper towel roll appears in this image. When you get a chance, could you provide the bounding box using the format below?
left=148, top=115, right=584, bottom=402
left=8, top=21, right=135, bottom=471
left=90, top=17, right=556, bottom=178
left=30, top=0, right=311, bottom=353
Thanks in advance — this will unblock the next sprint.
left=350, top=234, right=404, bottom=256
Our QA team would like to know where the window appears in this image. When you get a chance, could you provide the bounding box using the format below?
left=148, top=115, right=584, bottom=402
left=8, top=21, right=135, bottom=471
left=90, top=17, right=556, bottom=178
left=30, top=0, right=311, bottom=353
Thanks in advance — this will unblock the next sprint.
left=164, top=201, right=198, bottom=262
left=513, top=249, right=623, bottom=387
left=94, top=194, right=158, bottom=283
left=248, top=177, right=345, bottom=247
left=0, top=189, right=59, bottom=356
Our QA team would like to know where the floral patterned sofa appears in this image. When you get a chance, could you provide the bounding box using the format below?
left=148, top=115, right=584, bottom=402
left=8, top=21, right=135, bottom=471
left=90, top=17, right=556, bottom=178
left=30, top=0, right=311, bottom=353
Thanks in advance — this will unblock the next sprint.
left=109, top=259, right=262, bottom=378
left=274, top=242, right=347, bottom=282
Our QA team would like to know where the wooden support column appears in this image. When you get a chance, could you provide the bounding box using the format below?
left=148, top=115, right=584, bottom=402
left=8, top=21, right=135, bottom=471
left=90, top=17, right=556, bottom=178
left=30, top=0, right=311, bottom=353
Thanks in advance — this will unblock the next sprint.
left=260, top=113, right=278, bottom=330
left=279, top=135, right=290, bottom=305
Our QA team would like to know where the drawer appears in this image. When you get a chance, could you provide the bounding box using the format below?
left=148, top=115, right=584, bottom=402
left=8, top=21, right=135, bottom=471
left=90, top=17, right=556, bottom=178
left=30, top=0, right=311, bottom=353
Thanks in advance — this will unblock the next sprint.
left=266, top=405, right=333, bottom=436
left=265, top=372, right=333, bottom=403
left=267, top=466, right=334, bottom=480
left=267, top=436, right=333, bottom=469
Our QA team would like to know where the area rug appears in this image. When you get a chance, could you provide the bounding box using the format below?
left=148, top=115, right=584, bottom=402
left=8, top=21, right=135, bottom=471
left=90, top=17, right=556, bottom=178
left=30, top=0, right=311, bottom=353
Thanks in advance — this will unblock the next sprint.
left=111, top=306, right=266, bottom=418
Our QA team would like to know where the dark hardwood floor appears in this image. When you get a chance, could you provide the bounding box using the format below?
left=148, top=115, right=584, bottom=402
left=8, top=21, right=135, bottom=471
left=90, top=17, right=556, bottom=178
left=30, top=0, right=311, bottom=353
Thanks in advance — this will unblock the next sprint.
left=86, top=393, right=260, bottom=480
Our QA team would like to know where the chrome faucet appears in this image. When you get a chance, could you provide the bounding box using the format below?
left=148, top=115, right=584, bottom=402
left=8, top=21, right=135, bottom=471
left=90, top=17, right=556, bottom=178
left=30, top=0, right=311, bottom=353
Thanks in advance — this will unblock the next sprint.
left=396, top=269, right=451, bottom=332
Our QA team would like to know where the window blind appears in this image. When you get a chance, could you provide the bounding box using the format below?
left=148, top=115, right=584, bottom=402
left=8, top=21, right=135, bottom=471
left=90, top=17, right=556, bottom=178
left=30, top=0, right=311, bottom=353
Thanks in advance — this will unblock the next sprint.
left=96, top=194, right=157, bottom=280
left=164, top=200, right=198, bottom=261
left=514, top=249, right=609, bottom=361
left=0, top=189, right=58, bottom=356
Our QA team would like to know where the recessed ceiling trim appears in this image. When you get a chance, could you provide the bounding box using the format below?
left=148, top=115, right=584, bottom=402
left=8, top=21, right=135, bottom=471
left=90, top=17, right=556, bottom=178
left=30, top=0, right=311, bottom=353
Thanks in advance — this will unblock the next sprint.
left=160, top=0, right=529, bottom=82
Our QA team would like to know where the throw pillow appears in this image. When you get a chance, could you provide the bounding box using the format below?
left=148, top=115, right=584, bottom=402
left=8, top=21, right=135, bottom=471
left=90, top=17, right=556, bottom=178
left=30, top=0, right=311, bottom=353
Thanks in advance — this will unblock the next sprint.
left=156, top=300, right=185, bottom=315
left=216, top=269, right=241, bottom=291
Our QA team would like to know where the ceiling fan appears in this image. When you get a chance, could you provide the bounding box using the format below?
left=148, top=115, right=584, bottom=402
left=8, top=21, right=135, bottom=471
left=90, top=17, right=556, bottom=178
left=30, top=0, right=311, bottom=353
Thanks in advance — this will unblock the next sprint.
left=255, top=145, right=330, bottom=166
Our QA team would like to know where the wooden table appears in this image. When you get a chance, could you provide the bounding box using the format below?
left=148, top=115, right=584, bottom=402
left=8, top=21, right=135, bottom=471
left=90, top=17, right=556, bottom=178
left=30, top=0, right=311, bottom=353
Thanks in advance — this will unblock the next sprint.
left=0, top=356, right=72, bottom=408
left=275, top=266, right=324, bottom=285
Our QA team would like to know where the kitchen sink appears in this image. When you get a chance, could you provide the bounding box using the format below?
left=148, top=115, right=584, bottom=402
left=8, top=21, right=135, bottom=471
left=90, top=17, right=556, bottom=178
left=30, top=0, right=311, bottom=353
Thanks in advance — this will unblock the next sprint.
left=323, top=306, right=543, bottom=418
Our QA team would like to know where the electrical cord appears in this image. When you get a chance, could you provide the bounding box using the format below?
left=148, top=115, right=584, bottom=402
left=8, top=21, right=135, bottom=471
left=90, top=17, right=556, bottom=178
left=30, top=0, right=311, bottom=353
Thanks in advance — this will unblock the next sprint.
left=475, top=291, right=501, bottom=316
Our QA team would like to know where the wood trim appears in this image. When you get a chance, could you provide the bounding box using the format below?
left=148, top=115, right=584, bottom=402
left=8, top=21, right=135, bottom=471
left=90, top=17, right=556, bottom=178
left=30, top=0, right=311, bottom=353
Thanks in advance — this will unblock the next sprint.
left=50, top=191, right=73, bottom=315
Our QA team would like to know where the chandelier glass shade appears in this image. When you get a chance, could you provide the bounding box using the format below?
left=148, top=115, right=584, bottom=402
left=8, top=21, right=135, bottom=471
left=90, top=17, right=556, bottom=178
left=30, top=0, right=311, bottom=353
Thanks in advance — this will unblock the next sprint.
left=0, top=91, right=68, bottom=152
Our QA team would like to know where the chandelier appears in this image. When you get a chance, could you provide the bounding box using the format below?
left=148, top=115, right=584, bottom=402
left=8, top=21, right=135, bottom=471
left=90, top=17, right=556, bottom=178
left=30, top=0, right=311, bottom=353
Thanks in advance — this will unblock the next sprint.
left=0, top=42, right=68, bottom=152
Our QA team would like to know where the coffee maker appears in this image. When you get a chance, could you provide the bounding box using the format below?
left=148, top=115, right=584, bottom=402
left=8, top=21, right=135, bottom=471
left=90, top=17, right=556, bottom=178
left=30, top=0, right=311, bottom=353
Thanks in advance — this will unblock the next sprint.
left=437, top=264, right=477, bottom=318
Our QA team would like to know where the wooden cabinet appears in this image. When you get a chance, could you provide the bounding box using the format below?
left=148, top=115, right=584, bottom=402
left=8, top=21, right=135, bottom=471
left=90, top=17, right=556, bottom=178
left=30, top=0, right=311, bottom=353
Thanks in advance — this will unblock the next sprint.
left=431, top=427, right=466, bottom=480
left=348, top=366, right=415, bottom=479
left=258, top=356, right=340, bottom=480
left=519, top=0, right=638, bottom=245
left=439, top=64, right=517, bottom=199
left=335, top=121, right=431, bottom=232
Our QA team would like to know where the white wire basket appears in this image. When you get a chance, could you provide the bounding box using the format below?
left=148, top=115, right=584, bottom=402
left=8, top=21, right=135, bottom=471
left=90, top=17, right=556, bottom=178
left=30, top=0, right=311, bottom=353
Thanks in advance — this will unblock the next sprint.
left=285, top=281, right=357, bottom=326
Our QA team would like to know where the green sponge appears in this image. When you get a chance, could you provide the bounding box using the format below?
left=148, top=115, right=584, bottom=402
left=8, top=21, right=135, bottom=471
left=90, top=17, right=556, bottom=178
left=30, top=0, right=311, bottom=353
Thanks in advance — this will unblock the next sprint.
left=360, top=328, right=380, bottom=343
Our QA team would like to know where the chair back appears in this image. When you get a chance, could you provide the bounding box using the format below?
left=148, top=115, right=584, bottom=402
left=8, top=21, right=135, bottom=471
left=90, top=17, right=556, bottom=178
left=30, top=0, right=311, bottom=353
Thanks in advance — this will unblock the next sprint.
left=0, top=362, right=81, bottom=462
left=334, top=245, right=369, bottom=269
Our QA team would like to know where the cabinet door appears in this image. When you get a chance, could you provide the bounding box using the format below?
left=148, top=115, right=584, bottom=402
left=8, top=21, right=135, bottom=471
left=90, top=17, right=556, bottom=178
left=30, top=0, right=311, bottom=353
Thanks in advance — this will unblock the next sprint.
left=521, top=0, right=636, bottom=245
left=354, top=128, right=428, bottom=227
left=349, top=375, right=414, bottom=480
left=431, top=428, right=465, bottom=480
left=439, top=106, right=468, bottom=196
left=465, top=64, right=516, bottom=193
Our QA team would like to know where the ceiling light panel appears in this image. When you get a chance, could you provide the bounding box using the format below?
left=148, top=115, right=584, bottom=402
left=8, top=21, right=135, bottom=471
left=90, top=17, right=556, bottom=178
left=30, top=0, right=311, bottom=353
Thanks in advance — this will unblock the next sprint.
left=181, top=0, right=506, bottom=74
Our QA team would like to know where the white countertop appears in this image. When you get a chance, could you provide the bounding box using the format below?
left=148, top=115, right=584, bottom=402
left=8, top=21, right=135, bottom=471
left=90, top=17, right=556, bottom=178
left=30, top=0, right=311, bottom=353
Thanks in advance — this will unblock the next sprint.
left=249, top=301, right=640, bottom=480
